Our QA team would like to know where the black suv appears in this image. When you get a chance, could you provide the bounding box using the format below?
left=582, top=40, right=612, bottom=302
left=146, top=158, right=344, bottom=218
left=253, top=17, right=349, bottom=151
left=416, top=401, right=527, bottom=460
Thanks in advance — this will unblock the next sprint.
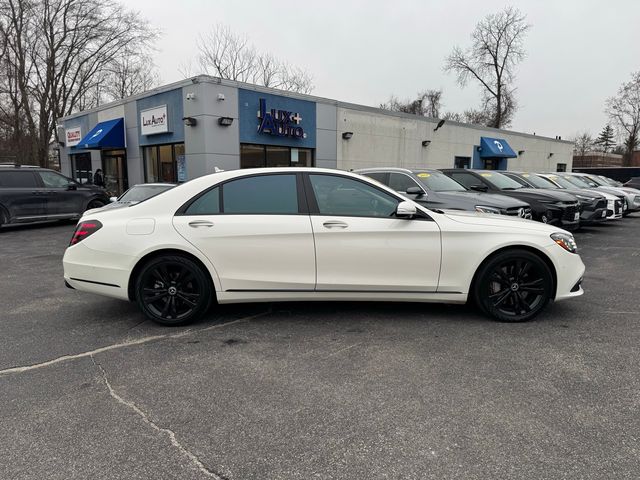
left=0, top=164, right=109, bottom=227
left=355, top=168, right=532, bottom=218
left=440, top=169, right=581, bottom=230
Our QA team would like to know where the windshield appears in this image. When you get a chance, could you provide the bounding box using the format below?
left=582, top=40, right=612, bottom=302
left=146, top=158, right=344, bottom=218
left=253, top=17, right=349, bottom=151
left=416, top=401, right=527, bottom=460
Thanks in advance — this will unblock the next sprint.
left=545, top=175, right=575, bottom=189
left=560, top=175, right=593, bottom=188
left=577, top=175, right=602, bottom=187
left=598, top=175, right=622, bottom=187
left=415, top=171, right=466, bottom=192
left=119, top=184, right=174, bottom=202
left=519, top=173, right=558, bottom=189
left=480, top=172, right=525, bottom=190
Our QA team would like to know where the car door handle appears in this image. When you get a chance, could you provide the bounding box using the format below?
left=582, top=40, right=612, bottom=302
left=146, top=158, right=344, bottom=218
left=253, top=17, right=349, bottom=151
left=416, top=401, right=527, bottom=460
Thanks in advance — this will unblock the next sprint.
left=188, top=220, right=214, bottom=228
left=322, top=220, right=348, bottom=229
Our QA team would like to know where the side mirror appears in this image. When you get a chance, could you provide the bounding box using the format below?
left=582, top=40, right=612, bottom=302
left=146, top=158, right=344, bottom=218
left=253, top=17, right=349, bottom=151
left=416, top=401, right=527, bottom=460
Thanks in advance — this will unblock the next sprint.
left=470, top=184, right=488, bottom=192
left=396, top=200, right=417, bottom=218
left=66, top=183, right=77, bottom=191
left=405, top=186, right=426, bottom=197
left=109, top=196, right=118, bottom=203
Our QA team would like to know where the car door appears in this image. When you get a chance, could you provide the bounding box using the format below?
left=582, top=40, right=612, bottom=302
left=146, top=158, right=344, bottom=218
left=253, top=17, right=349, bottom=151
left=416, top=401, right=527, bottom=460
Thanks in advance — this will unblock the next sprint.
left=173, top=173, right=316, bottom=291
left=0, top=170, right=45, bottom=220
left=305, top=173, right=441, bottom=292
left=37, top=170, right=83, bottom=216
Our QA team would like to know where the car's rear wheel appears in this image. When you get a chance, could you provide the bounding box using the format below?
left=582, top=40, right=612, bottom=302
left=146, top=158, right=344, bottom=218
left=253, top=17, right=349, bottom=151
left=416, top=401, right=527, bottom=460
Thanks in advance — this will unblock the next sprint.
left=135, top=255, right=212, bottom=326
left=473, top=249, right=553, bottom=322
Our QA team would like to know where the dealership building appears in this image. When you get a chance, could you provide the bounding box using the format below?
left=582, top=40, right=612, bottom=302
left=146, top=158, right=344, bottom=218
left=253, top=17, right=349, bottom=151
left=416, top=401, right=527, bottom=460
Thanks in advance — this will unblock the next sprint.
left=58, top=75, right=573, bottom=196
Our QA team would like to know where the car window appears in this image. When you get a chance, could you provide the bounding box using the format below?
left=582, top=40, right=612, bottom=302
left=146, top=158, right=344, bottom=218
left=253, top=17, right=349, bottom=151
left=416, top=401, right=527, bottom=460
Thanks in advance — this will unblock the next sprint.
left=388, top=173, right=421, bottom=192
left=119, top=185, right=174, bottom=202
left=362, top=172, right=387, bottom=184
left=309, top=174, right=398, bottom=217
left=415, top=171, right=466, bottom=192
left=503, top=173, right=531, bottom=187
left=224, top=174, right=298, bottom=214
left=39, top=171, right=71, bottom=188
left=448, top=172, right=479, bottom=189
left=478, top=172, right=524, bottom=189
left=185, top=187, right=220, bottom=215
left=0, top=171, right=39, bottom=188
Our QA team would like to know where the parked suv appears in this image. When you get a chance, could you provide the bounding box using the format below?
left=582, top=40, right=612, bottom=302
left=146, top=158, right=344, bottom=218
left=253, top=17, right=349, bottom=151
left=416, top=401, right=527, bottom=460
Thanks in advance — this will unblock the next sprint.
left=501, top=171, right=609, bottom=225
left=440, top=169, right=581, bottom=230
left=0, top=164, right=109, bottom=227
left=355, top=168, right=532, bottom=218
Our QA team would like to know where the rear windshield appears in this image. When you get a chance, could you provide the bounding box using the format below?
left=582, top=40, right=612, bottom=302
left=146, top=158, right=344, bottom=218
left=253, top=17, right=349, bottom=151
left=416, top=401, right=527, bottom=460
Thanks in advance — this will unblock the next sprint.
left=414, top=171, right=466, bottom=192
left=119, top=185, right=174, bottom=202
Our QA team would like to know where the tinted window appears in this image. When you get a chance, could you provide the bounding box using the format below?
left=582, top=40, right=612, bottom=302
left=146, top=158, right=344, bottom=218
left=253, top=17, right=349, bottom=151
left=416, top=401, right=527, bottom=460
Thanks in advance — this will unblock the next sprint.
left=503, top=173, right=532, bottom=187
left=519, top=173, right=558, bottom=189
left=119, top=185, right=174, bottom=202
left=309, top=174, right=398, bottom=217
left=478, top=172, right=524, bottom=189
left=448, top=172, right=480, bottom=189
left=185, top=187, right=220, bottom=215
left=39, top=171, right=71, bottom=188
left=224, top=174, right=298, bottom=214
left=363, top=172, right=387, bottom=184
left=0, top=171, right=39, bottom=188
left=388, top=173, right=421, bottom=192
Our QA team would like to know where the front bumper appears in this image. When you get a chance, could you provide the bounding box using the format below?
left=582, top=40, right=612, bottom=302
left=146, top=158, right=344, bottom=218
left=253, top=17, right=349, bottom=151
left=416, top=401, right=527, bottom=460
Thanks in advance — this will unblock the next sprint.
left=580, top=207, right=608, bottom=225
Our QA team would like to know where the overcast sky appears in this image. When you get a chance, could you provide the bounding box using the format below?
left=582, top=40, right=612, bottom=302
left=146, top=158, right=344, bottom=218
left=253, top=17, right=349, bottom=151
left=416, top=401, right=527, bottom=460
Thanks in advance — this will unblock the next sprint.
left=124, top=0, right=640, bottom=139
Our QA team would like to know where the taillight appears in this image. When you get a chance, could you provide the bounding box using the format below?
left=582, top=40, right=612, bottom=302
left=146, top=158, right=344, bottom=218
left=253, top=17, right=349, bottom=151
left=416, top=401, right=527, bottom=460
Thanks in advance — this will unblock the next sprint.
left=69, top=220, right=102, bottom=246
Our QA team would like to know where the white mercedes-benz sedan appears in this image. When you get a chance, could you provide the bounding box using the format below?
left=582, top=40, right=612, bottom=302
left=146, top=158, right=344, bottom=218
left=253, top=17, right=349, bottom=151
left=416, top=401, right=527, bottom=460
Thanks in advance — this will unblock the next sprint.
left=63, top=168, right=585, bottom=326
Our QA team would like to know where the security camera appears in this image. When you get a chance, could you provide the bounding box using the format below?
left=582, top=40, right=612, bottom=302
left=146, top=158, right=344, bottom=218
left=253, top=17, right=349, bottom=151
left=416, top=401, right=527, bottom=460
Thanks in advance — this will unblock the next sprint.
left=217, top=93, right=225, bottom=101
left=186, top=92, right=196, bottom=100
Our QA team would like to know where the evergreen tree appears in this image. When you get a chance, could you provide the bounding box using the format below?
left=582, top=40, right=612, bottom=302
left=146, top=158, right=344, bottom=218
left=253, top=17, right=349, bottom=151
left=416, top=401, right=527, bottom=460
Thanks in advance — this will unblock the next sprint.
left=594, top=124, right=616, bottom=152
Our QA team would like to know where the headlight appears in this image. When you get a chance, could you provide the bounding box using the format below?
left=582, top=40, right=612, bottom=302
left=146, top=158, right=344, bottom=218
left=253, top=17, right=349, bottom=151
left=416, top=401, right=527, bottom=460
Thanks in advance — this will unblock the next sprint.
left=550, top=232, right=578, bottom=254
left=475, top=205, right=501, bottom=214
left=575, top=194, right=595, bottom=201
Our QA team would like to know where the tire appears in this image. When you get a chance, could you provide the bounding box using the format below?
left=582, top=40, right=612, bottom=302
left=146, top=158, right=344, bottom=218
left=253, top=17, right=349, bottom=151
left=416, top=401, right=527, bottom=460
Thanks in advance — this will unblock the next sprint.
left=0, top=207, right=7, bottom=228
left=85, top=199, right=105, bottom=211
left=472, top=249, right=554, bottom=323
left=135, top=255, right=213, bottom=326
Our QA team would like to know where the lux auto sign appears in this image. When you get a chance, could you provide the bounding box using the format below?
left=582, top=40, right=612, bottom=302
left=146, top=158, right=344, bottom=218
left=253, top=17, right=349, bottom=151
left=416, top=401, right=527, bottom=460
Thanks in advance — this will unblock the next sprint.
left=140, top=105, right=169, bottom=135
left=257, top=98, right=306, bottom=139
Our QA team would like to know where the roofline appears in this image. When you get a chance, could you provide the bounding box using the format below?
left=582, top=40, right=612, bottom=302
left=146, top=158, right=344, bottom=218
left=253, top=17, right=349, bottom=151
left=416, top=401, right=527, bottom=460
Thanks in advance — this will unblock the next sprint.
left=60, top=74, right=573, bottom=144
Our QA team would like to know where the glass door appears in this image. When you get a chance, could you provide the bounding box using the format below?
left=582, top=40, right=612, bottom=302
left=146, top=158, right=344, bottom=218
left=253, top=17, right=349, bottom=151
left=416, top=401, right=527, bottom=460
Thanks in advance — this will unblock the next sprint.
left=71, top=153, right=92, bottom=184
left=102, top=149, right=128, bottom=196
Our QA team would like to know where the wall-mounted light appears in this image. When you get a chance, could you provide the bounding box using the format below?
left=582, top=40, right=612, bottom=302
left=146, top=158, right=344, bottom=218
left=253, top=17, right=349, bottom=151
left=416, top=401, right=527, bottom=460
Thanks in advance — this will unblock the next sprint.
left=217, top=93, right=225, bottom=101
left=218, top=117, right=234, bottom=126
left=342, top=132, right=354, bottom=140
left=433, top=119, right=445, bottom=132
left=422, top=140, right=431, bottom=147
left=548, top=152, right=554, bottom=159
left=186, top=92, right=196, bottom=100
left=518, top=150, right=525, bottom=155
left=183, top=117, right=197, bottom=127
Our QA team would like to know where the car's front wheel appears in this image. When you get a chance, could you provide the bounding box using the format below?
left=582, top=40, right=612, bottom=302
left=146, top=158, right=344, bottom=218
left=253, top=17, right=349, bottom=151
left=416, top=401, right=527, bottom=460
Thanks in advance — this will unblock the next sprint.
left=135, top=255, right=213, bottom=326
left=473, top=249, right=554, bottom=322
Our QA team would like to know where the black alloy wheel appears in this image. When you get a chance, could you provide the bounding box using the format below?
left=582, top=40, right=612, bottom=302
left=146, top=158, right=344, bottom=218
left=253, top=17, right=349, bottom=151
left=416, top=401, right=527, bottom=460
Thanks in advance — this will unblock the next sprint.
left=135, top=255, right=212, bottom=326
left=473, top=249, right=553, bottom=322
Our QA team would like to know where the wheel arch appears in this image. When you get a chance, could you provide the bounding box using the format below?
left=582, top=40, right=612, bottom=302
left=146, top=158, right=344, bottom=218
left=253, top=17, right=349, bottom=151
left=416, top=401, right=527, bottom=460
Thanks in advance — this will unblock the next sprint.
left=468, top=245, right=558, bottom=301
left=127, top=248, right=218, bottom=302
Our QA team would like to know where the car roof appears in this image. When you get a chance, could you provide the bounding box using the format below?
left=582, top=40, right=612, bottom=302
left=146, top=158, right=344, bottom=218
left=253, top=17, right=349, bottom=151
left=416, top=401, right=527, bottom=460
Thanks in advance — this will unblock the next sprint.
left=355, top=167, right=441, bottom=174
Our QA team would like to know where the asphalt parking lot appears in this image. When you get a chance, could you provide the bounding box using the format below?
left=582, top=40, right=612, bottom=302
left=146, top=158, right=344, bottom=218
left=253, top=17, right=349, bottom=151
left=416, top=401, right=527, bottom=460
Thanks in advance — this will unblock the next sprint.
left=1, top=217, right=639, bottom=480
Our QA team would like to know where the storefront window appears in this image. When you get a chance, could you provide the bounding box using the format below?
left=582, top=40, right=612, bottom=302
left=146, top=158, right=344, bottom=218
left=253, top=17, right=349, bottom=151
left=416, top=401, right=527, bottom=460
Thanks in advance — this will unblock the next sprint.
left=240, top=144, right=314, bottom=168
left=144, top=143, right=184, bottom=183
left=71, top=153, right=92, bottom=184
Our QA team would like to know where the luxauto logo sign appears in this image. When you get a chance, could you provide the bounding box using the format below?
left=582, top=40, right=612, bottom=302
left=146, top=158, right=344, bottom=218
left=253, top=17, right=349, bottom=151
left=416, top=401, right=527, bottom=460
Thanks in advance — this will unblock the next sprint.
left=65, top=126, right=82, bottom=146
left=140, top=105, right=169, bottom=135
left=257, top=98, right=306, bottom=139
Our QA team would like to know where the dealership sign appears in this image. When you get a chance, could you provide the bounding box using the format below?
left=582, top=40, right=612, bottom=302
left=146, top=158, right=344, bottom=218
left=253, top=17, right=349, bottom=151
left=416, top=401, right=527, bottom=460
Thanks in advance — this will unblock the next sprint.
left=65, top=127, right=82, bottom=147
left=257, top=98, right=306, bottom=139
left=140, top=105, right=169, bottom=135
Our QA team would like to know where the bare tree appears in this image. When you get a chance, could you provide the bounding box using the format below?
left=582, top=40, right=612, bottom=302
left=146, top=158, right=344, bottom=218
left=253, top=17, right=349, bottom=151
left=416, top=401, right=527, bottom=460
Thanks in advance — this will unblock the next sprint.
left=572, top=131, right=593, bottom=159
left=194, top=24, right=314, bottom=94
left=607, top=71, right=640, bottom=166
left=421, top=89, right=442, bottom=118
left=380, top=89, right=443, bottom=117
left=445, top=7, right=531, bottom=129
left=102, top=52, right=160, bottom=102
left=0, top=0, right=157, bottom=165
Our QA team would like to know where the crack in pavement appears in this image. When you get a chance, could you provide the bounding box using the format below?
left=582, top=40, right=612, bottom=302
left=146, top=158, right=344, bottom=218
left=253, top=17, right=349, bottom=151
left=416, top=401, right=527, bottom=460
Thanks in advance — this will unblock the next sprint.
left=90, top=356, right=229, bottom=480
left=0, top=312, right=269, bottom=376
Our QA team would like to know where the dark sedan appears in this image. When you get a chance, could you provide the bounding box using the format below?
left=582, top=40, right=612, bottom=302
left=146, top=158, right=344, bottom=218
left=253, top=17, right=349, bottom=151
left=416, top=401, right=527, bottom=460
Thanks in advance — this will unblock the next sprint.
left=355, top=168, right=532, bottom=218
left=440, top=169, right=581, bottom=230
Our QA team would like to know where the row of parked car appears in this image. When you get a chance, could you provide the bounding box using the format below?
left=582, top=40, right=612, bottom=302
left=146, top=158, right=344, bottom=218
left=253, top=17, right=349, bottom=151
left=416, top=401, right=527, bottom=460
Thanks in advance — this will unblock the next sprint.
left=355, top=168, right=640, bottom=231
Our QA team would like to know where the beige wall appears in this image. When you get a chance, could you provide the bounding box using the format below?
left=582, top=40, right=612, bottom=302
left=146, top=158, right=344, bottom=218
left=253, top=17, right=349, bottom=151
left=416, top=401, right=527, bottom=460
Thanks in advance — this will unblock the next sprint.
left=335, top=107, right=573, bottom=172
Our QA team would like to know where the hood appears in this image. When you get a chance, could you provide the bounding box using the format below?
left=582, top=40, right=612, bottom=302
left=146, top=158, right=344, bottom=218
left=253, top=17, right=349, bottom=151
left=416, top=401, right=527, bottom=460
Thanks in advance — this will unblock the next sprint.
left=437, top=191, right=529, bottom=208
left=501, top=188, right=577, bottom=202
left=441, top=209, right=569, bottom=234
